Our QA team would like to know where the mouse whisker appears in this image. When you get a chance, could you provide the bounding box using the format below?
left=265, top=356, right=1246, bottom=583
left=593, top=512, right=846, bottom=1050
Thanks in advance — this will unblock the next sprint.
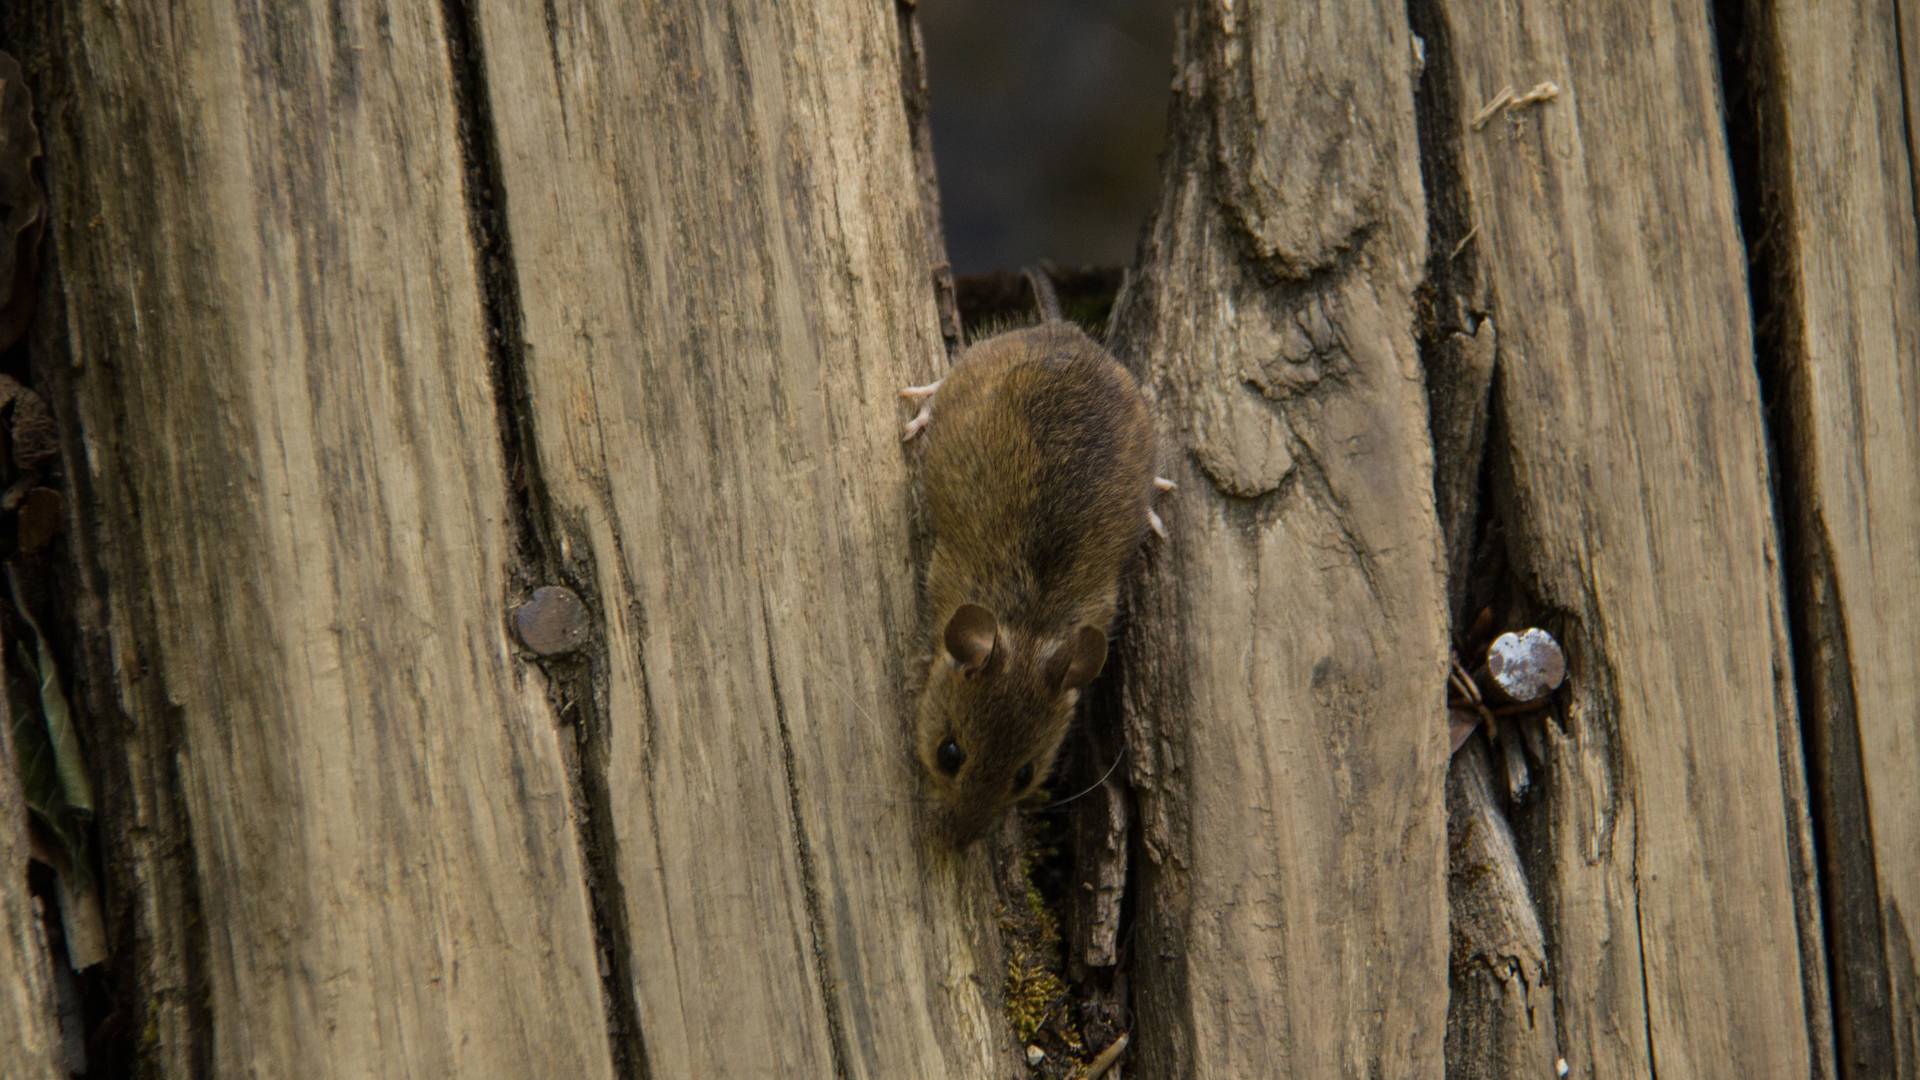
left=796, top=656, right=892, bottom=730
left=1040, top=743, right=1128, bottom=810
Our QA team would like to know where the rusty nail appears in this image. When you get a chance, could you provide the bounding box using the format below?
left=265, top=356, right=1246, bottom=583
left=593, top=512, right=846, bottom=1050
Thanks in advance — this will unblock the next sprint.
left=512, top=585, right=591, bottom=657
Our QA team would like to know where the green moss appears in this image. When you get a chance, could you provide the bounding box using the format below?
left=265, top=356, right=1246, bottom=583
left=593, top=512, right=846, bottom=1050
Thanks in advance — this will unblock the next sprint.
left=999, top=853, right=1086, bottom=1074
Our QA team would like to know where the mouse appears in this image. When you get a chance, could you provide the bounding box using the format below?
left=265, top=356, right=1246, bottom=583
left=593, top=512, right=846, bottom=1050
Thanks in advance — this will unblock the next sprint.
left=899, top=269, right=1172, bottom=846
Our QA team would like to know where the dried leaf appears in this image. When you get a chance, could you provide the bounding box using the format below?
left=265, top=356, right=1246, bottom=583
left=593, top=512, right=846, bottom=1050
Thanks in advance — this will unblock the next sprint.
left=0, top=374, right=58, bottom=472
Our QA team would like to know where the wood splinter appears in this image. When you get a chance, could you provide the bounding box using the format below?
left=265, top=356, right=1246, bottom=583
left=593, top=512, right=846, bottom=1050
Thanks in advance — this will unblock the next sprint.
left=1085, top=1032, right=1130, bottom=1079
left=1471, top=79, right=1562, bottom=130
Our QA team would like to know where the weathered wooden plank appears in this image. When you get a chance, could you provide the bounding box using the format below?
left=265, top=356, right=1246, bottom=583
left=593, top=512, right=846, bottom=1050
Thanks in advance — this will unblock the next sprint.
left=0, top=611, right=63, bottom=1080
left=471, top=2, right=1012, bottom=1075
left=1108, top=2, right=1452, bottom=1075
left=43, top=3, right=615, bottom=1075
left=1742, top=0, right=1920, bottom=1071
left=1425, top=0, right=1824, bottom=1073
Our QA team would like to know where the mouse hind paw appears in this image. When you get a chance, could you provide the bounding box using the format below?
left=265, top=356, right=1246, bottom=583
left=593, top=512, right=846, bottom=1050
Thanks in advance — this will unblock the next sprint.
left=1148, top=508, right=1169, bottom=541
left=1146, top=475, right=1176, bottom=540
left=899, top=380, right=942, bottom=441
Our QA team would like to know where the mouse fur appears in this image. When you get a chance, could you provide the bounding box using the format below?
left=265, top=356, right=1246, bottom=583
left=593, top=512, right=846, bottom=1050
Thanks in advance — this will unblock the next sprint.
left=905, top=320, right=1156, bottom=846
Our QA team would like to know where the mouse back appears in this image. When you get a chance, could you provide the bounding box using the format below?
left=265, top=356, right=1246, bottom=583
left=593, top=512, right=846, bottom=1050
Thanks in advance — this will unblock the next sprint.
left=920, top=321, right=1154, bottom=635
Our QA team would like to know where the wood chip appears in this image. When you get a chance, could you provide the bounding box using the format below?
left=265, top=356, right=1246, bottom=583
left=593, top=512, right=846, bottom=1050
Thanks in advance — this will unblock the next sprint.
left=1471, top=85, right=1516, bottom=130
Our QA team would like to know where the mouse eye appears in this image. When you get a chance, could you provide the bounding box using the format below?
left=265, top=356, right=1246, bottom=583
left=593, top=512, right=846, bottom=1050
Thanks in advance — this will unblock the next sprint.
left=937, top=738, right=966, bottom=776
left=1013, top=763, right=1035, bottom=791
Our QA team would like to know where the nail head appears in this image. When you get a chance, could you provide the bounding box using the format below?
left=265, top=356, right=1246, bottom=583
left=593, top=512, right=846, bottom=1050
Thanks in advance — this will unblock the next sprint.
left=512, top=585, right=591, bottom=656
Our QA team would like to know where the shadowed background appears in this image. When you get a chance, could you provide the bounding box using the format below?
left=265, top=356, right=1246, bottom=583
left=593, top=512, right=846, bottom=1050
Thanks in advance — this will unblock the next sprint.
left=922, top=0, right=1178, bottom=274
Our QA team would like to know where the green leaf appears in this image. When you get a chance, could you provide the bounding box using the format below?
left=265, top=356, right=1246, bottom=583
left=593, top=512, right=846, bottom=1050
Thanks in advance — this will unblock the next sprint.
left=6, top=640, right=59, bottom=815
left=7, top=642, right=93, bottom=895
left=6, top=566, right=92, bottom=813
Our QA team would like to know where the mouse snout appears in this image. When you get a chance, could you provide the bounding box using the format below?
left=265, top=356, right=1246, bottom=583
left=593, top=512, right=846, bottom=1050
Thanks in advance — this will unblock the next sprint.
left=941, top=803, right=998, bottom=849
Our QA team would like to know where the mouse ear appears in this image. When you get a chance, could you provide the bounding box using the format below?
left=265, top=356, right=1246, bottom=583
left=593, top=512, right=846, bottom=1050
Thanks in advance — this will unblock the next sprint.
left=1045, top=626, right=1108, bottom=694
left=943, top=604, right=999, bottom=675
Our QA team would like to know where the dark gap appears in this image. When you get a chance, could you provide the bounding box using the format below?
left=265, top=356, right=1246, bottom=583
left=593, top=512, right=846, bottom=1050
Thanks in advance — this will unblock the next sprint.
left=893, top=1, right=962, bottom=354
left=1892, top=13, right=1920, bottom=250
left=919, top=0, right=1177, bottom=275
left=438, top=4, right=648, bottom=1076
left=1711, top=0, right=1884, bottom=1073
left=1024, top=641, right=1135, bottom=1074
left=954, top=266, right=1126, bottom=344
left=1403, top=0, right=1500, bottom=639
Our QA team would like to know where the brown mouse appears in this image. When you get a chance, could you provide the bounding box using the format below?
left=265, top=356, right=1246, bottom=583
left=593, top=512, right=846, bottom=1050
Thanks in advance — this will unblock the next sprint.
left=899, top=272, right=1172, bottom=846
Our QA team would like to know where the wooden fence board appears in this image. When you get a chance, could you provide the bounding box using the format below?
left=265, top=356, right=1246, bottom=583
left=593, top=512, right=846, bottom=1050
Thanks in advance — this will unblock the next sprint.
left=1426, top=0, right=1825, bottom=1073
left=44, top=3, right=615, bottom=1075
left=471, top=2, right=1012, bottom=1074
left=1749, top=0, right=1920, bottom=1070
left=1109, top=2, right=1452, bottom=1074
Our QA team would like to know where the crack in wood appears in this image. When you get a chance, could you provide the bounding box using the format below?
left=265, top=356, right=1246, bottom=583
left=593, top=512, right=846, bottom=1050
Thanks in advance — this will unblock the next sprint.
left=438, top=3, right=649, bottom=1076
left=758, top=589, right=852, bottom=1080
left=1282, top=415, right=1385, bottom=605
left=1892, top=11, right=1920, bottom=256
left=1714, top=0, right=1883, bottom=1071
left=892, top=0, right=960, bottom=355
left=1631, top=822, right=1660, bottom=1080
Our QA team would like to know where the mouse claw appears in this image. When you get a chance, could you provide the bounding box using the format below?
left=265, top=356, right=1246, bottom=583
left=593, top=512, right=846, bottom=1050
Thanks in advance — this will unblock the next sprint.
left=902, top=404, right=933, bottom=441
left=1153, top=476, right=1177, bottom=493
left=1148, top=508, right=1169, bottom=541
left=900, top=380, right=941, bottom=441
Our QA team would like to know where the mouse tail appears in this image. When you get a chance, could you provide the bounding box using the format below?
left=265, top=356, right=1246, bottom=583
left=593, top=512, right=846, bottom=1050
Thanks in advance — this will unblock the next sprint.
left=1023, top=265, right=1064, bottom=324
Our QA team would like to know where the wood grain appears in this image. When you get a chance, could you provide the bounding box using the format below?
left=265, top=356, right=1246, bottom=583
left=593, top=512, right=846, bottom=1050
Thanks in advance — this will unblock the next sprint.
left=471, top=2, right=1012, bottom=1074
left=44, top=3, right=614, bottom=1075
left=1109, top=2, right=1452, bottom=1074
left=1425, top=0, right=1825, bottom=1072
left=1742, top=0, right=1920, bottom=1070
